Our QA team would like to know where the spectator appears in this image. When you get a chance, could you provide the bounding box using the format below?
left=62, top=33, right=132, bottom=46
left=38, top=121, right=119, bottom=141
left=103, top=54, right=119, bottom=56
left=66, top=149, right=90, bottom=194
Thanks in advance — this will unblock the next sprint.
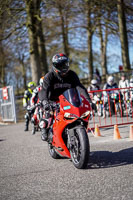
left=118, top=73, right=129, bottom=101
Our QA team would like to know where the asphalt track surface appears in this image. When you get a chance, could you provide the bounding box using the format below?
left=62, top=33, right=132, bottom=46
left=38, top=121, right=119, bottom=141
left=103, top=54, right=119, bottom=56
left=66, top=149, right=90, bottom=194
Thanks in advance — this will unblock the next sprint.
left=0, top=122, right=133, bottom=200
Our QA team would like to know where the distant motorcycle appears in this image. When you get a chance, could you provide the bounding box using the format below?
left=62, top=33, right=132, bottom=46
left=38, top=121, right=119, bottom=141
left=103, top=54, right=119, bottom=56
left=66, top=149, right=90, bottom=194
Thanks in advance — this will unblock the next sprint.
left=111, top=91, right=124, bottom=117
left=103, top=90, right=123, bottom=118
left=93, top=94, right=103, bottom=117
left=127, top=92, right=133, bottom=117
left=28, top=103, right=43, bottom=134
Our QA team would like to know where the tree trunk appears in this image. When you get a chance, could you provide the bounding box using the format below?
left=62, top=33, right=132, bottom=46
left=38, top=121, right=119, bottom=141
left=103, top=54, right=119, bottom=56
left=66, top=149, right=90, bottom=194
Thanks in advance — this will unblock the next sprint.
left=36, top=1, right=48, bottom=74
left=37, top=20, right=48, bottom=74
left=99, top=20, right=108, bottom=82
left=87, top=31, right=93, bottom=80
left=0, top=11, right=6, bottom=87
left=87, top=1, right=93, bottom=81
left=18, top=54, right=27, bottom=90
left=0, top=43, right=6, bottom=87
left=117, top=0, right=131, bottom=71
left=22, top=63, right=27, bottom=90
left=25, top=0, right=42, bottom=84
left=58, top=4, right=69, bottom=57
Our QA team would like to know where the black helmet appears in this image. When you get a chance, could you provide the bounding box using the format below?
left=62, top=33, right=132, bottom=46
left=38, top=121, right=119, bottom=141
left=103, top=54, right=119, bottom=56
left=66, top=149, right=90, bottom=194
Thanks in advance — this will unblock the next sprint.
left=52, top=53, right=69, bottom=76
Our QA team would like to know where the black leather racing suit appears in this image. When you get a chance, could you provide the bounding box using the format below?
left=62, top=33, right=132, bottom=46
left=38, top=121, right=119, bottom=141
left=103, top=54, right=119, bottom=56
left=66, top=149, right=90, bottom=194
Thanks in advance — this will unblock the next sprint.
left=39, top=69, right=91, bottom=103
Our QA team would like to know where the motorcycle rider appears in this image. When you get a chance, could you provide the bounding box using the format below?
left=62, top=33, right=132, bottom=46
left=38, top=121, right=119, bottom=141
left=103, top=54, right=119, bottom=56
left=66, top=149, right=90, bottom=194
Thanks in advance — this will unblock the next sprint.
left=88, top=79, right=100, bottom=92
left=129, top=78, right=133, bottom=100
left=127, top=78, right=133, bottom=116
left=30, top=76, right=44, bottom=107
left=119, top=73, right=129, bottom=89
left=30, top=77, right=44, bottom=134
left=103, top=75, right=118, bottom=94
left=118, top=73, right=129, bottom=101
left=129, top=78, right=133, bottom=88
left=23, top=81, right=36, bottom=131
left=88, top=79, right=100, bottom=111
left=103, top=76, right=118, bottom=116
left=39, top=53, right=92, bottom=141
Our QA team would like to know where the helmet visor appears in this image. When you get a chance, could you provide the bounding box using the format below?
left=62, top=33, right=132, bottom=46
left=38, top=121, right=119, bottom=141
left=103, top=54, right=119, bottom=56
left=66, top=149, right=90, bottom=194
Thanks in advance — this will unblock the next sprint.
left=54, top=61, right=69, bottom=73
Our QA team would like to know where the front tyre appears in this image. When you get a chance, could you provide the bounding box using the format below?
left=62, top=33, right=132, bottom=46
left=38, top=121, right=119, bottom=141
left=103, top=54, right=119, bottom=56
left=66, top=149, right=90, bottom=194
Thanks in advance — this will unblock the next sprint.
left=70, top=127, right=90, bottom=169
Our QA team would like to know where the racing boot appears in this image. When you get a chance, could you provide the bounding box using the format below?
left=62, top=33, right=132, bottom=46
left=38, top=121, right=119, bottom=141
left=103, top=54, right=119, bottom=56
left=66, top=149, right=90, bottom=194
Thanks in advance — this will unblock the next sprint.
left=41, top=128, right=48, bottom=141
left=24, top=113, right=29, bottom=131
left=31, top=117, right=36, bottom=135
left=24, top=125, right=28, bottom=131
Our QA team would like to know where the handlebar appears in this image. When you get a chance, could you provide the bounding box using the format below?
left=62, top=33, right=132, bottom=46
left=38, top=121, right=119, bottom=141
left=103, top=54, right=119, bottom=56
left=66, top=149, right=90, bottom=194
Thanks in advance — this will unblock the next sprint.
left=27, top=102, right=42, bottom=111
left=49, top=102, right=60, bottom=111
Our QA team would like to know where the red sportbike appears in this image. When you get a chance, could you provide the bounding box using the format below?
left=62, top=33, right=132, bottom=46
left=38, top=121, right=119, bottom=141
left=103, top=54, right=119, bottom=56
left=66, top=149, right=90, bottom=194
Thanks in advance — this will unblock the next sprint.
left=47, top=88, right=91, bottom=169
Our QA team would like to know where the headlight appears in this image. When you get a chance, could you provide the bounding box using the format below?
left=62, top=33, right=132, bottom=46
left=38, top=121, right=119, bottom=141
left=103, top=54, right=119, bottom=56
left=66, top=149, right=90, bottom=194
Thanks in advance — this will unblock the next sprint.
left=81, top=111, right=90, bottom=118
left=64, top=112, right=77, bottom=119
left=64, top=111, right=90, bottom=119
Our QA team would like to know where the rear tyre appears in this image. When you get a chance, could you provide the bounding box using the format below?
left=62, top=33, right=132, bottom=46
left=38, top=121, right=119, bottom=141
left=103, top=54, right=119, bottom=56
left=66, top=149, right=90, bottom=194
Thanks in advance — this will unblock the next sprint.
left=48, top=143, right=60, bottom=159
left=69, top=127, right=90, bottom=169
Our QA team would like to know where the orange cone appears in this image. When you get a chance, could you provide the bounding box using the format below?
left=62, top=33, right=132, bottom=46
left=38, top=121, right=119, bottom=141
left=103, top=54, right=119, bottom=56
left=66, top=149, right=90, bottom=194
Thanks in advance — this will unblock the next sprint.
left=94, top=124, right=101, bottom=137
left=113, top=125, right=121, bottom=140
left=129, top=125, right=133, bottom=140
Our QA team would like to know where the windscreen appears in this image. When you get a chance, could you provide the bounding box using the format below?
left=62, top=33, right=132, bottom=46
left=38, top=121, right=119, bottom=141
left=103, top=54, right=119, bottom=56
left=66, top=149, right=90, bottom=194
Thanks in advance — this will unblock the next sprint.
left=63, top=88, right=81, bottom=107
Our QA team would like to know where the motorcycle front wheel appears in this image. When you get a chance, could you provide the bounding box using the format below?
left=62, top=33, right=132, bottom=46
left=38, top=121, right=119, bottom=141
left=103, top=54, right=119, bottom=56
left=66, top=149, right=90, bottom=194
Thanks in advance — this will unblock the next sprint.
left=70, top=127, right=90, bottom=169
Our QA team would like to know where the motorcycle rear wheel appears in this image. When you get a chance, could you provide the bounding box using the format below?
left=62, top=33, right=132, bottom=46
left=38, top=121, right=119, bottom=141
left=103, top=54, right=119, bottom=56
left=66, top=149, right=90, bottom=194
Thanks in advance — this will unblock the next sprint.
left=70, top=128, right=90, bottom=169
left=48, top=143, right=60, bottom=159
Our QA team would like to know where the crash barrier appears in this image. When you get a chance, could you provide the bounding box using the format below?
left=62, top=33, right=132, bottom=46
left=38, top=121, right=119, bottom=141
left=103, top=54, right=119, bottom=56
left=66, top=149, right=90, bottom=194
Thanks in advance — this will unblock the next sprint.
left=88, top=87, right=133, bottom=130
left=0, top=86, right=16, bottom=123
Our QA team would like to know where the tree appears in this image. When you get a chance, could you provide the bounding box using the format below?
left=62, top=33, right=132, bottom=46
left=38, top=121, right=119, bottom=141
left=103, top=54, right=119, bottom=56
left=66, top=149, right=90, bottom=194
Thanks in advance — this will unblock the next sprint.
left=86, top=0, right=94, bottom=80
left=25, top=0, right=48, bottom=84
left=25, top=0, right=42, bottom=84
left=0, top=0, right=10, bottom=87
left=0, top=43, right=6, bottom=86
left=117, top=0, right=131, bottom=71
left=95, top=0, right=112, bottom=81
left=58, top=1, right=69, bottom=57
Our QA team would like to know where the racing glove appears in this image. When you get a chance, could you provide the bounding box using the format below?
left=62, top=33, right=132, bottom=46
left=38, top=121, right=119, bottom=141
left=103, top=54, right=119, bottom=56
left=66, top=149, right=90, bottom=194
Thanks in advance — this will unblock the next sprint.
left=42, top=100, right=52, bottom=119
left=42, top=100, right=50, bottom=111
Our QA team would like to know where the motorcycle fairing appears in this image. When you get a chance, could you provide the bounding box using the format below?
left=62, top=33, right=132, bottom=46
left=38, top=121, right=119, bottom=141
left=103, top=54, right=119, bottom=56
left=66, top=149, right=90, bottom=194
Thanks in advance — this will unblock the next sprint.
left=52, top=88, right=91, bottom=157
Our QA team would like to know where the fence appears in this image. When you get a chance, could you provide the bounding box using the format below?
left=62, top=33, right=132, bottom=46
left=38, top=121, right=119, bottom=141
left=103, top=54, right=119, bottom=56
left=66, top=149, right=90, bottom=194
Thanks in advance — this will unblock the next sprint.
left=88, top=87, right=133, bottom=130
left=0, top=86, right=16, bottom=123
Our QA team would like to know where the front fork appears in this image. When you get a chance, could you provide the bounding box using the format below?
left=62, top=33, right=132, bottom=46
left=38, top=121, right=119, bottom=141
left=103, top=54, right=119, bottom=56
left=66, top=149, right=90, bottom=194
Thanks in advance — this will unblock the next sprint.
left=66, top=124, right=84, bottom=150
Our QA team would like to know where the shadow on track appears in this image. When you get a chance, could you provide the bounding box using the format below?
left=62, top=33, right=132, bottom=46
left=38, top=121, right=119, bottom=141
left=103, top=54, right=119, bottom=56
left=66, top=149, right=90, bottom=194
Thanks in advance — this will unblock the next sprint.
left=87, top=147, right=133, bottom=169
left=0, top=139, right=6, bottom=142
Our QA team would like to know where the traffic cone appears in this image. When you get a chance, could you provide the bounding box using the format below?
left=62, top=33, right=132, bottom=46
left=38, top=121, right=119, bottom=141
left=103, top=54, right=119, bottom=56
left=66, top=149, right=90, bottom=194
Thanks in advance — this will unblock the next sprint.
left=94, top=124, right=101, bottom=137
left=129, top=125, right=133, bottom=140
left=113, top=125, right=121, bottom=140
